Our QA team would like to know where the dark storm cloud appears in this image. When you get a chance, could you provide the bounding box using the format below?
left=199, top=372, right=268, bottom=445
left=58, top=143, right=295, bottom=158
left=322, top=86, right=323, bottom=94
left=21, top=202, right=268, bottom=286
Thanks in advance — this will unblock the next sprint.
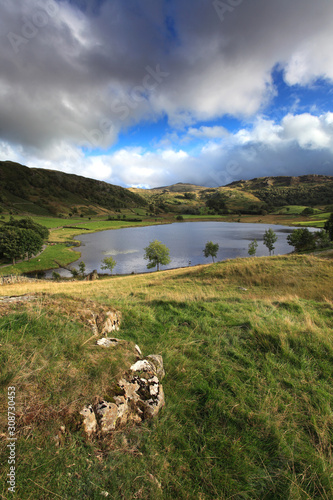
left=0, top=0, right=333, bottom=185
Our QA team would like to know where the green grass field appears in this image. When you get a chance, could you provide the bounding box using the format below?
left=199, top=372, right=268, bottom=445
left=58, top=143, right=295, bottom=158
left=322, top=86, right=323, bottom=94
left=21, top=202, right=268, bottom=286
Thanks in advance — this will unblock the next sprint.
left=0, top=255, right=332, bottom=499
left=0, top=244, right=79, bottom=276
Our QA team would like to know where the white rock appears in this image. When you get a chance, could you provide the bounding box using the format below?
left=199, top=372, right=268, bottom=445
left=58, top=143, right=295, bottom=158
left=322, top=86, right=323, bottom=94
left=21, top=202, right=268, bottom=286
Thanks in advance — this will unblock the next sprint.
left=130, top=360, right=152, bottom=372
left=150, top=384, right=159, bottom=396
left=135, top=344, right=142, bottom=356
left=96, top=337, right=120, bottom=347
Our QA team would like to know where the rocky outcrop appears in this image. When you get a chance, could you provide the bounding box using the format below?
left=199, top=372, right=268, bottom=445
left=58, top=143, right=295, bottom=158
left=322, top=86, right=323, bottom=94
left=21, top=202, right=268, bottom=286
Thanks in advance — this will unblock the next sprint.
left=79, top=307, right=122, bottom=336
left=80, top=350, right=165, bottom=438
left=86, top=270, right=99, bottom=281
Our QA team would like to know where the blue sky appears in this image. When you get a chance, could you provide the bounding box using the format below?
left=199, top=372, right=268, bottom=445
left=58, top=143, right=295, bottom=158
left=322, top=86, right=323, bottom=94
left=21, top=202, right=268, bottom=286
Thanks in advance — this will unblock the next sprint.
left=0, top=0, right=333, bottom=187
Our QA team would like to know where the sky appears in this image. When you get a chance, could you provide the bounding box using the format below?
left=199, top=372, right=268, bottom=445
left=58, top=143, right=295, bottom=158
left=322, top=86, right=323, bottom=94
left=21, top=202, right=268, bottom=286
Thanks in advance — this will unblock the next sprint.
left=1, top=0, right=333, bottom=188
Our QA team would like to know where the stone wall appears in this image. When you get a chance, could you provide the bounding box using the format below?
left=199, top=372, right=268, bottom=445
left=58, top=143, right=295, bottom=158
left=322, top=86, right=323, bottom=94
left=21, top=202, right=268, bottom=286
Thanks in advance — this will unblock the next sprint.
left=0, top=275, right=39, bottom=285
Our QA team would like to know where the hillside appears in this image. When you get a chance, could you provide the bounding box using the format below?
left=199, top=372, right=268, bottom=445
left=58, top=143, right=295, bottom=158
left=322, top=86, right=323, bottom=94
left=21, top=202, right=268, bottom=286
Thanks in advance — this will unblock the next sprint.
left=0, top=254, right=332, bottom=498
left=131, top=174, right=333, bottom=215
left=1, top=162, right=332, bottom=218
left=226, top=174, right=333, bottom=208
left=0, top=161, right=147, bottom=217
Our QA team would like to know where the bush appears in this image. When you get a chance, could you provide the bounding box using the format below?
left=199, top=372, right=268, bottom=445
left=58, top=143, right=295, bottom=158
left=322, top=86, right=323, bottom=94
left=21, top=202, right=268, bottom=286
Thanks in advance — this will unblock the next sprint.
left=287, top=228, right=316, bottom=252
left=301, top=207, right=315, bottom=216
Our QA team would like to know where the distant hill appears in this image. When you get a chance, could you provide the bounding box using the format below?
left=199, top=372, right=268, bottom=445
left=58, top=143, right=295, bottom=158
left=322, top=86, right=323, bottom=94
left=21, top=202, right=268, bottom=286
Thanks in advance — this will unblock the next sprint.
left=1, top=162, right=332, bottom=218
left=0, top=161, right=147, bottom=216
left=226, top=175, right=333, bottom=207
left=130, top=174, right=333, bottom=215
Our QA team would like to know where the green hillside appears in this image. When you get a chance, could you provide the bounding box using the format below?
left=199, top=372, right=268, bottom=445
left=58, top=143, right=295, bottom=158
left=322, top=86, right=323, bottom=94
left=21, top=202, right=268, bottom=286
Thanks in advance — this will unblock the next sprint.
left=131, top=175, right=333, bottom=216
left=0, top=161, right=147, bottom=217
left=1, top=162, right=332, bottom=218
left=227, top=175, right=333, bottom=208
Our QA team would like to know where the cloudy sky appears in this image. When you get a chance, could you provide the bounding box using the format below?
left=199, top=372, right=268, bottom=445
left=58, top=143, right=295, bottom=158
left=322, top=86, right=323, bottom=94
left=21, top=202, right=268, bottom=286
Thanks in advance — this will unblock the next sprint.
left=1, top=0, right=333, bottom=188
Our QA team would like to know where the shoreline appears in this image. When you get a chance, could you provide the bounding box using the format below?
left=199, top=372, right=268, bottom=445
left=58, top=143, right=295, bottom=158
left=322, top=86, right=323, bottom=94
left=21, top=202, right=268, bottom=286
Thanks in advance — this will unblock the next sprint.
left=0, top=216, right=323, bottom=277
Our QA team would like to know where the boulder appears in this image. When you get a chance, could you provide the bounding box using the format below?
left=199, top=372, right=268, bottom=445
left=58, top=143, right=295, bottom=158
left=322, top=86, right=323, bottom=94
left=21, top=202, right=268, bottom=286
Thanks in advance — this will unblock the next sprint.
left=80, top=354, right=165, bottom=438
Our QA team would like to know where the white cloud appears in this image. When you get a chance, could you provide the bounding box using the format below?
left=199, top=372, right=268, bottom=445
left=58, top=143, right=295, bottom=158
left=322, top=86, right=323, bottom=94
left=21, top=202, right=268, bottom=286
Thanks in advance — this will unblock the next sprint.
left=281, top=113, right=332, bottom=150
left=1, top=0, right=333, bottom=187
left=6, top=111, right=331, bottom=190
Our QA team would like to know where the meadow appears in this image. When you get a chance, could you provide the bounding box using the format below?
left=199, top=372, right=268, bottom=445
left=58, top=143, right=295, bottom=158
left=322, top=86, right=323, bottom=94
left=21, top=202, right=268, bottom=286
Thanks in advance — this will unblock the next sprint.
left=0, top=254, right=332, bottom=499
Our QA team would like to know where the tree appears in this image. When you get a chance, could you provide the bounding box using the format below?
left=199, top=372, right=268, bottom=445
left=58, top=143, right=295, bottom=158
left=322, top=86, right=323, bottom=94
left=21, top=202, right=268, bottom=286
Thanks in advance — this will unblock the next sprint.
left=287, top=228, right=316, bottom=252
left=263, top=228, right=277, bottom=256
left=184, top=192, right=196, bottom=200
left=324, top=213, right=333, bottom=241
left=22, top=229, right=43, bottom=260
left=144, top=240, right=171, bottom=271
left=101, top=256, right=116, bottom=274
left=70, top=268, right=79, bottom=279
left=203, top=241, right=219, bottom=263
left=79, top=261, right=86, bottom=277
left=206, top=192, right=226, bottom=213
left=0, top=227, right=25, bottom=264
left=301, top=207, right=314, bottom=216
left=248, top=239, right=258, bottom=257
left=5, top=217, right=49, bottom=240
left=315, top=229, right=331, bottom=249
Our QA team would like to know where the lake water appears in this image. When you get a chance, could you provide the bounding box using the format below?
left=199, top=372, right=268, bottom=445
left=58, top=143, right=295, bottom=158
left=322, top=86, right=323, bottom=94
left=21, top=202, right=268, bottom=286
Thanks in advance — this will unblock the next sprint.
left=46, top=221, right=306, bottom=277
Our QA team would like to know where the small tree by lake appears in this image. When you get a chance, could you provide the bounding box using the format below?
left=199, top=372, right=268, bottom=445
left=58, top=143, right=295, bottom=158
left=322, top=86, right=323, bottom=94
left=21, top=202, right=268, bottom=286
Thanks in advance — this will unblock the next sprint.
left=263, top=228, right=278, bottom=256
left=203, top=241, right=219, bottom=263
left=144, top=240, right=171, bottom=271
left=248, top=239, right=258, bottom=257
left=101, top=256, right=117, bottom=275
left=79, top=261, right=86, bottom=277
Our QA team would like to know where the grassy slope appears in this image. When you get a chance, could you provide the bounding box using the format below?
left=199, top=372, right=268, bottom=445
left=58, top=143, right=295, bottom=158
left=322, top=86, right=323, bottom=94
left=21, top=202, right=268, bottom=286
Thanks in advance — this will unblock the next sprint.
left=0, top=161, right=146, bottom=216
left=0, top=255, right=333, bottom=499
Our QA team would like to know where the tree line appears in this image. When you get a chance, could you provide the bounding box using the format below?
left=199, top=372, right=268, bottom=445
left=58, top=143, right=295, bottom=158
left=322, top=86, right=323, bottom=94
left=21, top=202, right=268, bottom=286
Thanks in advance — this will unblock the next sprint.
left=0, top=217, right=49, bottom=264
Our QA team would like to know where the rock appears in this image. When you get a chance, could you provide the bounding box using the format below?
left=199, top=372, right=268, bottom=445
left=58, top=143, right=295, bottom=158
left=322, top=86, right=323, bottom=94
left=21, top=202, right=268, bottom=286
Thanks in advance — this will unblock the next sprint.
left=86, top=270, right=99, bottom=281
left=80, top=405, right=97, bottom=437
left=78, top=306, right=121, bottom=336
left=96, top=400, right=119, bottom=433
left=147, top=355, right=165, bottom=380
left=96, top=310, right=121, bottom=334
left=0, top=294, right=38, bottom=303
left=135, top=344, right=142, bottom=357
left=130, top=359, right=154, bottom=373
left=80, top=354, right=165, bottom=438
left=96, top=337, right=121, bottom=347
left=118, top=377, right=140, bottom=402
left=142, top=384, right=165, bottom=419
